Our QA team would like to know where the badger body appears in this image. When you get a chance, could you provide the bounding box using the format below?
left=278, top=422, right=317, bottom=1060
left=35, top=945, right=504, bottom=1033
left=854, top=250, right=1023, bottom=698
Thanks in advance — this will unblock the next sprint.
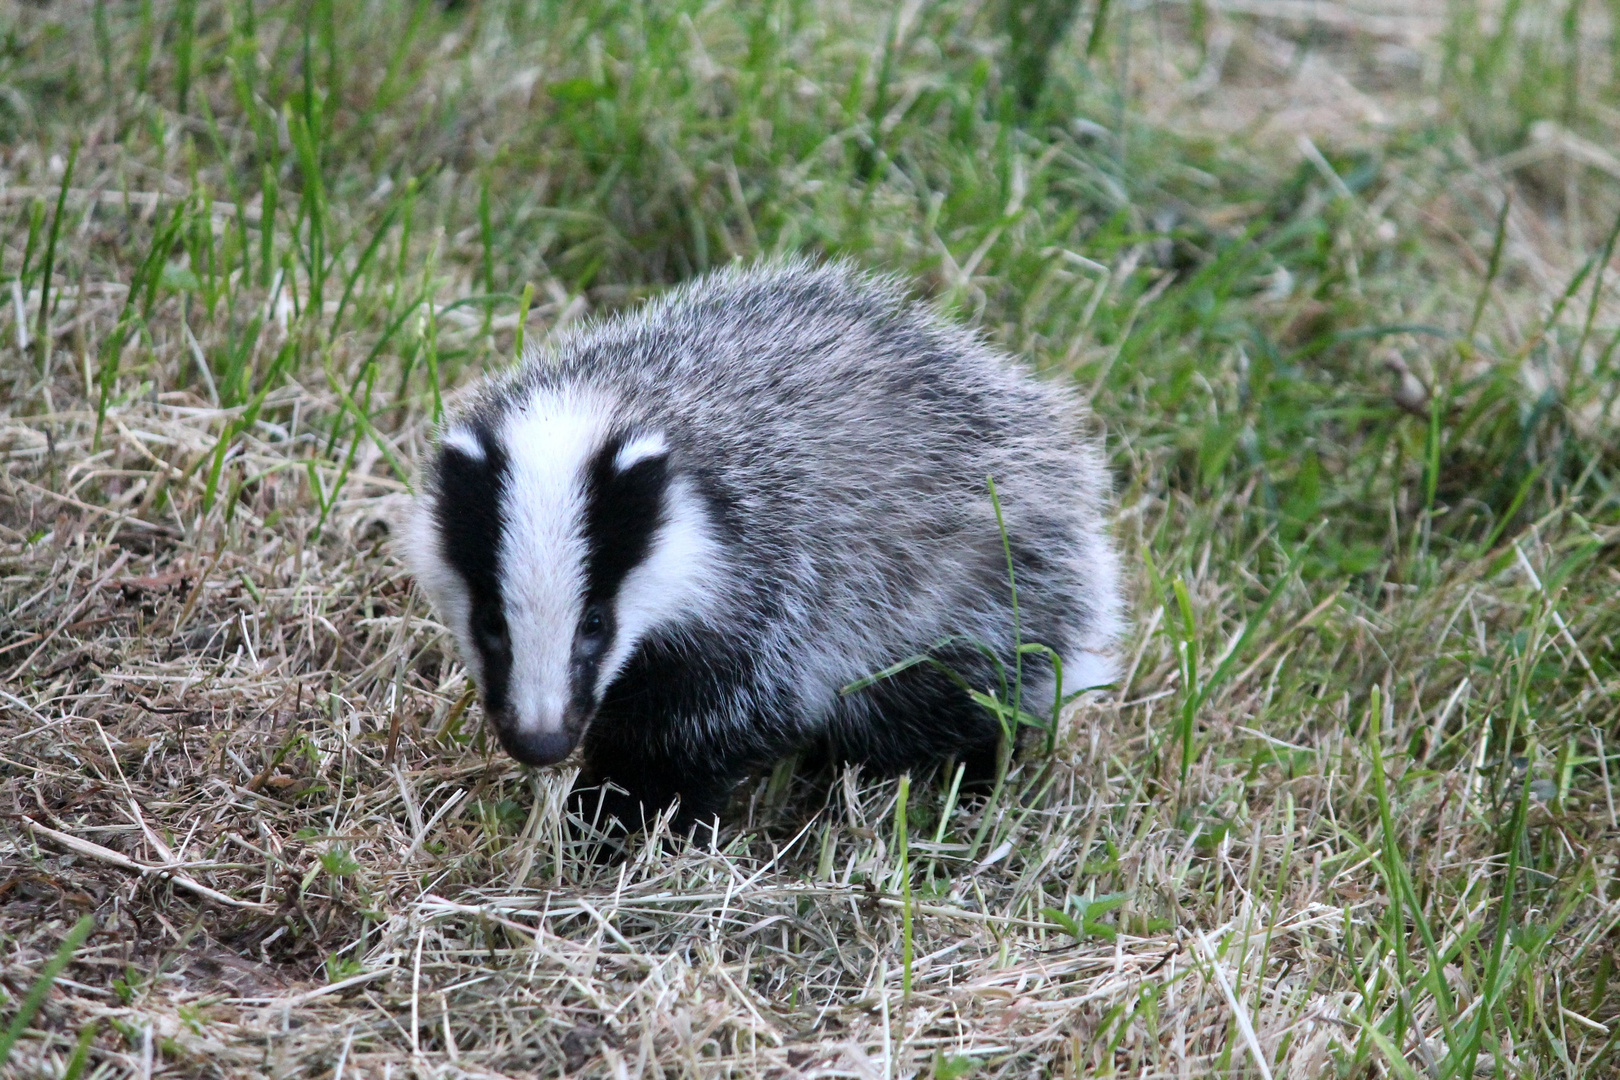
left=407, top=262, right=1123, bottom=830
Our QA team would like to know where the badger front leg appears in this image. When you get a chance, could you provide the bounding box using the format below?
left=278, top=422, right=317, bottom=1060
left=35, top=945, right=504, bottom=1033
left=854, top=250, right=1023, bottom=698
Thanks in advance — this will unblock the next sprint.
left=569, top=725, right=739, bottom=843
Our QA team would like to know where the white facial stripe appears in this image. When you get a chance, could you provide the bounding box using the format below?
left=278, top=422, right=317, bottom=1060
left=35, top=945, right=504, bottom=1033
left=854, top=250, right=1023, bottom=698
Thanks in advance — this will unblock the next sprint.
left=441, top=426, right=485, bottom=460
left=424, top=392, right=718, bottom=739
left=497, top=391, right=615, bottom=736
left=598, top=472, right=721, bottom=687
left=613, top=431, right=667, bottom=472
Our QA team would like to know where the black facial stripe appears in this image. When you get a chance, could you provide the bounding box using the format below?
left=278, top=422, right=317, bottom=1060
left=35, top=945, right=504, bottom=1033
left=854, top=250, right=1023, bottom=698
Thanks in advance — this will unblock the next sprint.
left=580, top=433, right=670, bottom=608
left=433, top=424, right=513, bottom=711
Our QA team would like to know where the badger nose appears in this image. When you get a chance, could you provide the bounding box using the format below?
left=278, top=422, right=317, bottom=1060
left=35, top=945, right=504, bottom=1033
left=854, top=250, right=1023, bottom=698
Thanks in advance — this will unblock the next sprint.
left=499, top=726, right=578, bottom=767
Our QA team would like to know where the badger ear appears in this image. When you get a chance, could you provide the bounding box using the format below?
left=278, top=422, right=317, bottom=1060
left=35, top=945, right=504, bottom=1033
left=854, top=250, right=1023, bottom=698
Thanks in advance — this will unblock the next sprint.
left=440, top=425, right=487, bottom=462
left=612, top=431, right=668, bottom=473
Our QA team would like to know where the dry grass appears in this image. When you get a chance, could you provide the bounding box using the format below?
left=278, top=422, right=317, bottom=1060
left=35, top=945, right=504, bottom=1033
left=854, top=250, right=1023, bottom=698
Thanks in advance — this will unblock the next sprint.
left=2, top=1, right=1619, bottom=1077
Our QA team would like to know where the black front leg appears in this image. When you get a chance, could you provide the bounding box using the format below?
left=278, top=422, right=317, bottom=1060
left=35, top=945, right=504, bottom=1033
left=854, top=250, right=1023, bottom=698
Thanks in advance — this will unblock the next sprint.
left=570, top=634, right=775, bottom=847
left=570, top=729, right=737, bottom=842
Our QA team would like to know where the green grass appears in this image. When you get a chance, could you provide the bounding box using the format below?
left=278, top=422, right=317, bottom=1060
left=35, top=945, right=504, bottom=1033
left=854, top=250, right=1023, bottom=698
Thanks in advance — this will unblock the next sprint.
left=0, top=1, right=1618, bottom=1077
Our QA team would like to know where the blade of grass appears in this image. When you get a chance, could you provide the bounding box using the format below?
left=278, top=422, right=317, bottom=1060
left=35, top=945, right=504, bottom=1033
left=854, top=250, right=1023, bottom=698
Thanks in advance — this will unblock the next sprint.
left=18, top=197, right=45, bottom=291
left=288, top=108, right=327, bottom=325
left=323, top=349, right=412, bottom=488
left=1449, top=767, right=1535, bottom=1080
left=1467, top=193, right=1510, bottom=342
left=1086, top=0, right=1114, bottom=57
left=323, top=294, right=425, bottom=456
left=1513, top=250, right=1597, bottom=366
left=1572, top=206, right=1620, bottom=372
left=424, top=297, right=443, bottom=425
left=1172, top=577, right=1198, bottom=792
left=95, top=203, right=186, bottom=449
left=1176, top=525, right=1321, bottom=791
left=1366, top=685, right=1458, bottom=1055
left=987, top=475, right=1024, bottom=724
left=174, top=0, right=197, bottom=113
left=330, top=201, right=402, bottom=342
left=34, top=141, right=78, bottom=375
left=260, top=163, right=278, bottom=288
left=515, top=281, right=535, bottom=357
left=895, top=773, right=913, bottom=1000
left=59, top=1020, right=99, bottom=1080
left=0, top=914, right=96, bottom=1069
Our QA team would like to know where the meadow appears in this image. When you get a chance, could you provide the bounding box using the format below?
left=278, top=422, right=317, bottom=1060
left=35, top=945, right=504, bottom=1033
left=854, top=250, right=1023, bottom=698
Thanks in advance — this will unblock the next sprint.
left=1, top=0, right=1618, bottom=1076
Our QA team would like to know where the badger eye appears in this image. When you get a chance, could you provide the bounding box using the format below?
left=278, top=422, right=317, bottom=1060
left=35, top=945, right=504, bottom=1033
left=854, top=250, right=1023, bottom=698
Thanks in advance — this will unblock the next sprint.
left=475, top=608, right=509, bottom=651
left=577, top=606, right=609, bottom=662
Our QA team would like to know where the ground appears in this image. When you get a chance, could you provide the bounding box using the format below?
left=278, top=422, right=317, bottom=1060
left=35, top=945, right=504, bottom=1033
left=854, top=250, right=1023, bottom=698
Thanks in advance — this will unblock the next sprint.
left=1, top=1, right=1618, bottom=1077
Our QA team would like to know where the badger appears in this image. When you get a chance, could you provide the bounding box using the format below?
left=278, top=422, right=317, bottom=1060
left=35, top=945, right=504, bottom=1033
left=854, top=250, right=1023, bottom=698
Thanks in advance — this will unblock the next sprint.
left=405, top=261, right=1123, bottom=834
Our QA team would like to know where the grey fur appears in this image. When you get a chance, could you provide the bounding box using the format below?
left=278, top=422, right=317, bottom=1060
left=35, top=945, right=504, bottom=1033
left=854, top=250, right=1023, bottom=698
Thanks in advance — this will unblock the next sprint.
left=407, top=259, right=1123, bottom=829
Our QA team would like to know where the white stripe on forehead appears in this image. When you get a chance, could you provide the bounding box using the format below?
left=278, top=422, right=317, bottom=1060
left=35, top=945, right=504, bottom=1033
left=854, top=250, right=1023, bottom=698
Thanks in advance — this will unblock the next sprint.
left=613, top=431, right=667, bottom=472
left=441, top=425, right=485, bottom=460
left=496, top=390, right=615, bottom=732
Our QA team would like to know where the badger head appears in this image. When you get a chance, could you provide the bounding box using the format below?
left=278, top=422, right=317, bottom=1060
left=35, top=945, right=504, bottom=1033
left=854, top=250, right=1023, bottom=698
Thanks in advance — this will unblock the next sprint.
left=406, top=392, right=719, bottom=766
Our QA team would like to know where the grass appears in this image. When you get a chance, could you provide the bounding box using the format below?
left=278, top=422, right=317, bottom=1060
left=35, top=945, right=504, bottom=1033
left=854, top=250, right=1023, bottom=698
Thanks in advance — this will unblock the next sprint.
left=1, top=0, right=1619, bottom=1076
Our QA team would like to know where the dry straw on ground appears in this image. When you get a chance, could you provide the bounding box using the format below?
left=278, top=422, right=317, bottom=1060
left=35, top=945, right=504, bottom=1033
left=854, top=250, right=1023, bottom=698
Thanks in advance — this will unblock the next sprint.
left=2, top=1, right=1619, bottom=1078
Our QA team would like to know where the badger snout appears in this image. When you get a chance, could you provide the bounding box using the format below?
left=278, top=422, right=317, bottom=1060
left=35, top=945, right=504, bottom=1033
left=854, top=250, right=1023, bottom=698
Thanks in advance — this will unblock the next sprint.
left=489, top=705, right=592, bottom=767
left=499, top=726, right=577, bottom=766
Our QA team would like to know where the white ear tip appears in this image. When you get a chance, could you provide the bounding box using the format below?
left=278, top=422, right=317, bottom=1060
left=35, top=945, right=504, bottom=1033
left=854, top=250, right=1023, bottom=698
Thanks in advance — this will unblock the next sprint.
left=614, top=432, right=668, bottom=472
left=442, top=427, right=485, bottom=460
